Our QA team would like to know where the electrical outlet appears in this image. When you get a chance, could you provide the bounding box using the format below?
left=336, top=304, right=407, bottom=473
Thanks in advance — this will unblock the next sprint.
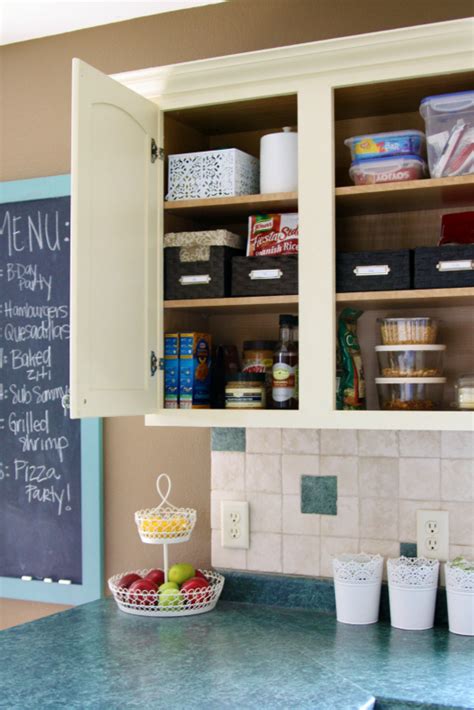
left=417, top=510, right=449, bottom=561
left=221, top=501, right=249, bottom=549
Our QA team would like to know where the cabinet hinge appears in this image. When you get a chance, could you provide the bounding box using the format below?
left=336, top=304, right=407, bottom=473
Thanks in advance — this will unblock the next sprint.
left=151, top=138, right=164, bottom=163
left=150, top=351, right=158, bottom=377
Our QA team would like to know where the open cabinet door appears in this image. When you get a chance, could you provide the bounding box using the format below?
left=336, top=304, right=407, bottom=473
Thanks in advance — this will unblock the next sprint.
left=71, top=59, right=160, bottom=418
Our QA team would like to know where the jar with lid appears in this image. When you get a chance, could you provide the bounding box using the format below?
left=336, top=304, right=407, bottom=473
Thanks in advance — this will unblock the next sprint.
left=225, top=373, right=266, bottom=409
left=454, top=374, right=474, bottom=410
left=242, top=340, right=276, bottom=406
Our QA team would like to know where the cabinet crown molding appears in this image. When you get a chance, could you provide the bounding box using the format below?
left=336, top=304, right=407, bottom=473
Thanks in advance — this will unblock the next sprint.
left=111, top=18, right=473, bottom=99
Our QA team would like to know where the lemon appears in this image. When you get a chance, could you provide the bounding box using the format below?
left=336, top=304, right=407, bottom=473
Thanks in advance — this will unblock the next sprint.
left=141, top=515, right=189, bottom=535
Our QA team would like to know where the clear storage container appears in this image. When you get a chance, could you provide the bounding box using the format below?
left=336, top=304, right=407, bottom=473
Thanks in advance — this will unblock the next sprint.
left=344, top=130, right=425, bottom=161
left=375, top=344, right=446, bottom=377
left=378, top=317, right=439, bottom=345
left=376, top=377, right=446, bottom=410
left=349, top=155, right=426, bottom=185
left=454, top=374, right=474, bottom=410
left=419, top=91, right=474, bottom=178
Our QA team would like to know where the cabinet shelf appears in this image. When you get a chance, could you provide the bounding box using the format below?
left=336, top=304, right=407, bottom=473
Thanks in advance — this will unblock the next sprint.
left=336, top=287, right=474, bottom=310
left=163, top=192, right=298, bottom=219
left=164, top=294, right=298, bottom=315
left=335, top=175, right=474, bottom=217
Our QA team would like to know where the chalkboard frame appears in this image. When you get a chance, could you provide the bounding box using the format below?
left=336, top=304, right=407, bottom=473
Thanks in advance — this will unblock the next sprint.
left=0, top=175, right=103, bottom=605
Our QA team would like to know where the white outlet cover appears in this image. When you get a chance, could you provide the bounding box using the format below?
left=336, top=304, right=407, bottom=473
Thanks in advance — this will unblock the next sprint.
left=221, top=501, right=249, bottom=549
left=416, top=510, right=449, bottom=561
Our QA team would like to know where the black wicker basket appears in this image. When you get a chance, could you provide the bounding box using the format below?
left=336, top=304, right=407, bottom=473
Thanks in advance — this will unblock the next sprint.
left=231, top=255, right=298, bottom=297
left=414, top=245, right=474, bottom=289
left=336, top=249, right=412, bottom=292
left=165, top=246, right=243, bottom=300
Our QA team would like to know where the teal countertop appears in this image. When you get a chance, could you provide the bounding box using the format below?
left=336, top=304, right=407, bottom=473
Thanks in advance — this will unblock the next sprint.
left=1, top=599, right=473, bottom=709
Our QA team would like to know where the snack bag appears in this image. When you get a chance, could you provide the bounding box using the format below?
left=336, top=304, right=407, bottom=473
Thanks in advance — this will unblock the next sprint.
left=337, top=308, right=366, bottom=410
left=247, top=213, right=298, bottom=256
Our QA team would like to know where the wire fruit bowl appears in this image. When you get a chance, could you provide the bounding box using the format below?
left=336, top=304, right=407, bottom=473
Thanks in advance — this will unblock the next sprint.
left=108, top=569, right=225, bottom=617
left=135, top=474, right=197, bottom=544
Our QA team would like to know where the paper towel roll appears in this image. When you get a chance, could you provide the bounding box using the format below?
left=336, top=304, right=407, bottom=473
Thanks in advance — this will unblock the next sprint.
left=260, top=127, right=298, bottom=194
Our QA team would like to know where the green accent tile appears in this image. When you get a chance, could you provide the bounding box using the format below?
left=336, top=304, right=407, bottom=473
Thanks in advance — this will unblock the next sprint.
left=400, top=542, right=418, bottom=558
left=301, top=475, right=337, bottom=515
left=211, top=427, right=246, bottom=452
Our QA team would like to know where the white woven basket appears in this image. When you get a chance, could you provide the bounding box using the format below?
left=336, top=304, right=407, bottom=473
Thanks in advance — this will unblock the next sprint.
left=135, top=474, right=197, bottom=544
left=108, top=568, right=225, bottom=618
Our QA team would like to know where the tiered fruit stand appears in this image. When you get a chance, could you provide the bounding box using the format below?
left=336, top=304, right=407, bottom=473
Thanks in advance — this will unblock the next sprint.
left=108, top=474, right=224, bottom=617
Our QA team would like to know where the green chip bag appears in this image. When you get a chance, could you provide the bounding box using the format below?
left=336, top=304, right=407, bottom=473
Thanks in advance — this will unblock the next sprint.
left=337, top=308, right=366, bottom=410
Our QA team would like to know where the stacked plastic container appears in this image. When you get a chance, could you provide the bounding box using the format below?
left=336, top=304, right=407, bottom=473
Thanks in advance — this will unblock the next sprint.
left=375, top=317, right=447, bottom=410
left=344, top=130, right=427, bottom=185
left=420, top=90, right=474, bottom=178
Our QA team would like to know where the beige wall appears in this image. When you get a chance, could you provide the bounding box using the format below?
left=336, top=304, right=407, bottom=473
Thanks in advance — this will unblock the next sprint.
left=1, top=0, right=472, bottom=630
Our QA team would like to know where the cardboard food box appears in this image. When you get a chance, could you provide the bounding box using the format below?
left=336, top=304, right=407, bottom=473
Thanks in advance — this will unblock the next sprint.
left=179, top=333, right=212, bottom=409
left=164, top=333, right=180, bottom=408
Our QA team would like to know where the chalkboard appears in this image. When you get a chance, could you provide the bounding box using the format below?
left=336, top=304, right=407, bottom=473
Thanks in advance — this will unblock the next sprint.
left=0, top=176, right=102, bottom=605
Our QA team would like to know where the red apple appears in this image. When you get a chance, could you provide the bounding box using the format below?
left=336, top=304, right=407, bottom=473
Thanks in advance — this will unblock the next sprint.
left=128, top=578, right=158, bottom=606
left=117, top=572, right=142, bottom=589
left=194, top=569, right=209, bottom=581
left=145, top=569, right=165, bottom=586
left=180, top=576, right=211, bottom=606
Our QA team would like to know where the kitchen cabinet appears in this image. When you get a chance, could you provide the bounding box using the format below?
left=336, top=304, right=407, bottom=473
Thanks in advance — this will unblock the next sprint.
left=71, top=18, right=474, bottom=429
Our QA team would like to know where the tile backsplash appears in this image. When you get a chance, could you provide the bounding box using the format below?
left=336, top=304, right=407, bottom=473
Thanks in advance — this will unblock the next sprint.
left=211, top=428, right=474, bottom=578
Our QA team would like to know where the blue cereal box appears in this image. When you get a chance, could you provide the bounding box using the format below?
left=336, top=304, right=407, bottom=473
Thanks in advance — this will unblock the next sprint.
left=164, top=333, right=180, bottom=408
left=179, top=333, right=211, bottom=408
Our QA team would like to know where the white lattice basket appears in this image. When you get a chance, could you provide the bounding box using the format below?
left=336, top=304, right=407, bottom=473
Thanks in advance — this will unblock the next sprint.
left=387, top=556, right=439, bottom=589
left=333, top=553, right=383, bottom=625
left=445, top=558, right=474, bottom=636
left=167, top=148, right=259, bottom=201
left=388, top=557, right=439, bottom=630
left=135, top=474, right=197, bottom=544
left=333, top=553, right=384, bottom=584
left=108, top=569, right=225, bottom=618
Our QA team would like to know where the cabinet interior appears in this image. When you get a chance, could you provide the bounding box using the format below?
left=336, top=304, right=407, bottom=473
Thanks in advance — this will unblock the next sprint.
left=162, top=94, right=299, bottom=409
left=334, top=71, right=474, bottom=411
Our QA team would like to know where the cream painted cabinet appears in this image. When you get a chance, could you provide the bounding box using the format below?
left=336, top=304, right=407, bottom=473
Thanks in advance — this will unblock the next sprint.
left=71, top=19, right=474, bottom=430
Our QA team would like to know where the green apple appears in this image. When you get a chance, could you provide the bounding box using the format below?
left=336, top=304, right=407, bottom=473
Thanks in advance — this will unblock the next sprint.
left=159, top=586, right=183, bottom=610
left=158, top=581, right=179, bottom=592
left=168, top=563, right=195, bottom=586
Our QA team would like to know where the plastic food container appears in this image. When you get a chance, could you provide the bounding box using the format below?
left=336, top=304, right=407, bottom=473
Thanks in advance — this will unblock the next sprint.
left=378, top=317, right=439, bottom=345
left=376, top=377, right=446, bottom=410
left=454, top=374, right=474, bottom=410
left=419, top=91, right=474, bottom=178
left=349, top=155, right=426, bottom=185
left=375, top=345, right=446, bottom=377
left=344, top=130, right=425, bottom=161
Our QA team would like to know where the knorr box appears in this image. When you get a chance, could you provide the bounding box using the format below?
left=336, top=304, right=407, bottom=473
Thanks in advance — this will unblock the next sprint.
left=179, top=333, right=212, bottom=408
left=164, top=333, right=180, bottom=409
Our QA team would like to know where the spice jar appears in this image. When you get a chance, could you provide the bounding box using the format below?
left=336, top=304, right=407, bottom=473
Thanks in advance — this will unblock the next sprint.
left=455, top=374, right=474, bottom=410
left=242, top=340, right=276, bottom=404
left=225, top=373, right=266, bottom=409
